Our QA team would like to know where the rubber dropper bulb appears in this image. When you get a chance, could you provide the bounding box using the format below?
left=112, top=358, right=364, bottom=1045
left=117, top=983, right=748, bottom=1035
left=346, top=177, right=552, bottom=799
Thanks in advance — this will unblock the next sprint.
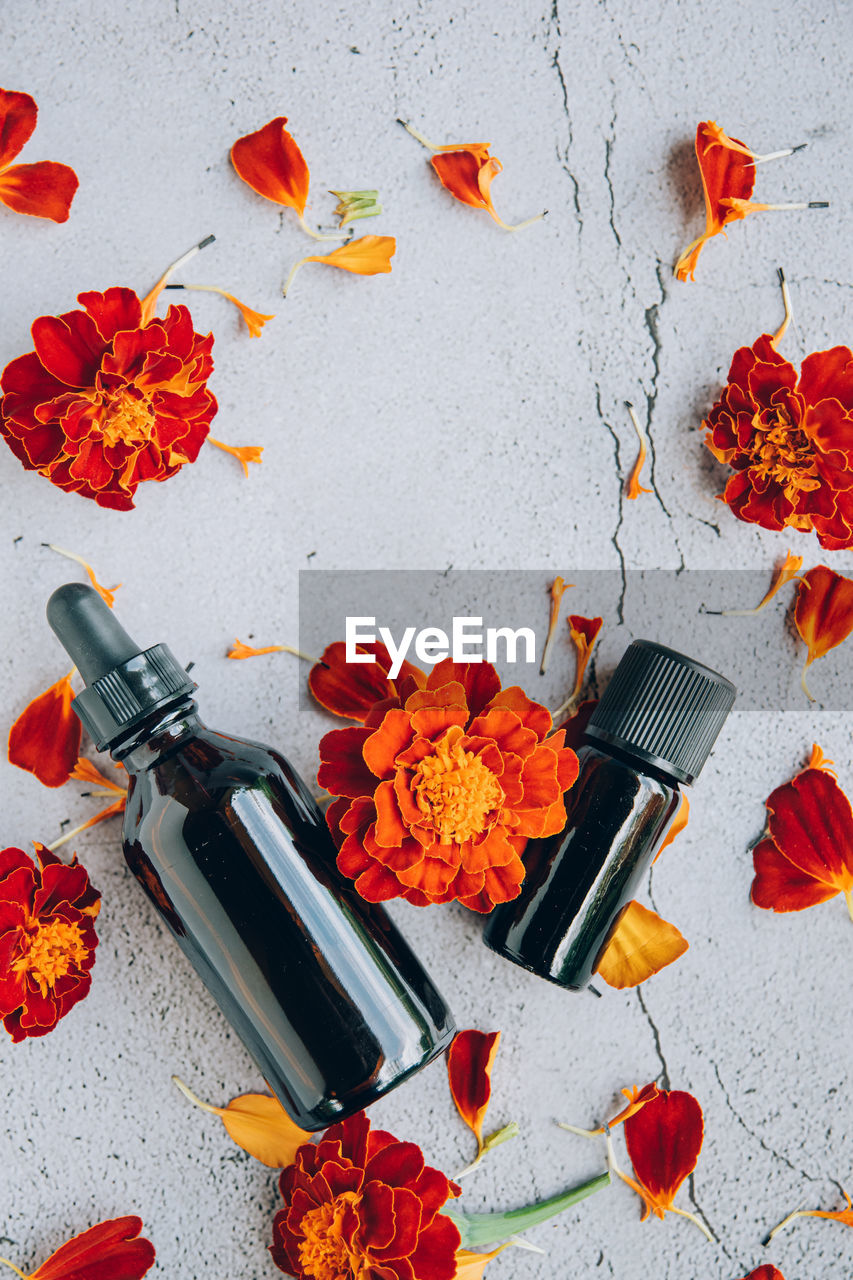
left=47, top=583, right=141, bottom=685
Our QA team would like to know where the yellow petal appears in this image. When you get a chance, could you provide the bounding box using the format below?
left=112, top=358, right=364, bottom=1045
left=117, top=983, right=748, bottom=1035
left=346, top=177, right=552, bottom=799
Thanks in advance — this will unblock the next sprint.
left=454, top=1245, right=511, bottom=1279
left=218, top=1092, right=311, bottom=1168
left=595, top=900, right=688, bottom=989
left=652, top=793, right=690, bottom=863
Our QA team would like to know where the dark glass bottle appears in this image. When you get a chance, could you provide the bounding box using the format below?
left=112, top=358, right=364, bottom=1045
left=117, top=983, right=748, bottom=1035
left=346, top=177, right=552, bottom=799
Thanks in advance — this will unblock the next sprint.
left=47, top=584, right=454, bottom=1130
left=484, top=640, right=736, bottom=990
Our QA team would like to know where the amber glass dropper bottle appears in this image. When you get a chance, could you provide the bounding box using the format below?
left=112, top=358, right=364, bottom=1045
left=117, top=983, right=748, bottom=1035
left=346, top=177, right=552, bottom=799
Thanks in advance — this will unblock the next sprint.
left=47, top=583, right=455, bottom=1130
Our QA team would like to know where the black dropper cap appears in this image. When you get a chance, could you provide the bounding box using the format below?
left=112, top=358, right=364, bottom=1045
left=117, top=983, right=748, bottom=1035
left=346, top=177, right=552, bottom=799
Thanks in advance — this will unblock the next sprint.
left=47, top=583, right=195, bottom=751
left=585, top=640, right=736, bottom=785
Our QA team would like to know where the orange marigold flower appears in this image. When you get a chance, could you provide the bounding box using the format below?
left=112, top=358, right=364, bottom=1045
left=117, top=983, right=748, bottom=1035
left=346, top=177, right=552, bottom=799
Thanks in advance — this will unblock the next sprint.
left=8, top=671, right=81, bottom=788
left=751, top=753, right=853, bottom=920
left=319, top=660, right=580, bottom=912
left=0, top=1215, right=155, bottom=1279
left=675, top=121, right=823, bottom=281
left=309, top=640, right=427, bottom=721
left=794, top=565, right=853, bottom=700
left=703, top=332, right=853, bottom=549
left=0, top=284, right=217, bottom=510
left=619, top=1087, right=710, bottom=1238
left=270, top=1111, right=461, bottom=1280
left=0, top=842, right=100, bottom=1043
left=283, top=235, right=396, bottom=296
left=0, top=88, right=78, bottom=222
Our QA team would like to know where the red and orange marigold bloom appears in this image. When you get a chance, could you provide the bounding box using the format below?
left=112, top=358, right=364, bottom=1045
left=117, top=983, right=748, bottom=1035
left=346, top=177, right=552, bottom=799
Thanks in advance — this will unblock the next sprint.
left=0, top=843, right=100, bottom=1042
left=0, top=286, right=216, bottom=510
left=319, top=659, right=579, bottom=912
left=703, top=334, right=853, bottom=549
left=0, top=88, right=78, bottom=222
left=270, top=1111, right=461, bottom=1280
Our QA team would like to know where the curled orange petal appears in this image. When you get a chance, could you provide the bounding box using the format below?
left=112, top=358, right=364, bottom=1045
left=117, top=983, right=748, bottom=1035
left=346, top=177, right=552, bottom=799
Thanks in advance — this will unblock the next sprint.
left=283, top=235, right=396, bottom=296
left=675, top=120, right=756, bottom=281
left=207, top=438, right=264, bottom=476
left=653, top=793, right=690, bottom=863
left=8, top=671, right=81, bottom=788
left=231, top=116, right=310, bottom=216
left=625, top=402, right=653, bottom=498
left=447, top=1029, right=501, bottom=1150
left=540, top=576, right=572, bottom=675
left=45, top=545, right=121, bottom=608
left=453, top=1245, right=512, bottom=1279
left=766, top=1189, right=853, bottom=1244
left=794, top=565, right=853, bottom=700
left=568, top=615, right=602, bottom=698
left=430, top=148, right=544, bottom=232
left=719, top=549, right=803, bottom=616
left=595, top=900, right=688, bottom=989
left=172, top=1076, right=310, bottom=1168
left=70, top=757, right=127, bottom=795
left=806, top=742, right=836, bottom=775
left=605, top=1082, right=660, bottom=1130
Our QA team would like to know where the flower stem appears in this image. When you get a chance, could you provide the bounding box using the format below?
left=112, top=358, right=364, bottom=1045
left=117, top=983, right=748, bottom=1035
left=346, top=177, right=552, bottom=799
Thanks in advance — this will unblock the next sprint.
left=296, top=213, right=347, bottom=242
left=490, top=210, right=547, bottom=232
left=668, top=1205, right=715, bottom=1242
left=752, top=143, right=808, bottom=163
left=844, top=890, right=853, bottom=923
left=444, top=1170, right=610, bottom=1249
left=171, top=1075, right=223, bottom=1116
left=141, top=235, right=216, bottom=320
left=0, top=1258, right=28, bottom=1278
left=801, top=660, right=816, bottom=702
left=763, top=1206, right=805, bottom=1244
left=556, top=1123, right=601, bottom=1139
left=283, top=258, right=309, bottom=296
left=772, top=266, right=794, bottom=347
left=397, top=118, right=439, bottom=151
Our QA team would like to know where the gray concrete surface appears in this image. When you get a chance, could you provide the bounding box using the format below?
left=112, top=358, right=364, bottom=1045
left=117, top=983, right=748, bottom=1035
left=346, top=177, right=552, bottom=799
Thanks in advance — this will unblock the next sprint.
left=1, top=0, right=852, bottom=1276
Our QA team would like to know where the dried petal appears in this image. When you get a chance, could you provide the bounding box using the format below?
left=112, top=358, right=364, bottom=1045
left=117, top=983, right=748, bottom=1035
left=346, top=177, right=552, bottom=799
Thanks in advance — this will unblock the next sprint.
left=718, top=549, right=803, bottom=616
left=447, top=1029, right=501, bottom=1150
left=45, top=545, right=120, bottom=608
left=794, top=565, right=853, bottom=700
left=8, top=672, right=81, bottom=788
left=231, top=116, right=310, bottom=216
left=172, top=1076, right=311, bottom=1168
left=595, top=901, right=688, bottom=989
left=625, top=402, right=653, bottom=498
left=676, top=121, right=757, bottom=280
left=539, top=576, right=572, bottom=675
left=283, top=235, right=396, bottom=296
left=207, top=437, right=264, bottom=476
left=165, top=284, right=274, bottom=337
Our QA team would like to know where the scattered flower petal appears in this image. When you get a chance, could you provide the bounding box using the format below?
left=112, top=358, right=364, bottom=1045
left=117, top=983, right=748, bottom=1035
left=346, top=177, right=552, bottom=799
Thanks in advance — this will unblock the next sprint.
left=207, top=437, right=264, bottom=476
left=0, top=842, right=100, bottom=1043
left=742, top=1269, right=786, bottom=1280
left=559, top=1083, right=659, bottom=1139
left=0, top=1215, right=155, bottom=1279
left=330, top=189, right=383, bottom=227
left=717, top=549, right=803, bottom=616
left=595, top=901, right=689, bottom=989
left=625, top=402, right=653, bottom=498
left=653, top=793, right=690, bottom=862
left=767, top=1189, right=853, bottom=1243
left=165, top=284, right=274, bottom=337
left=270, top=1111, right=461, bottom=1280
left=620, top=1087, right=710, bottom=1238
left=231, top=116, right=310, bottom=217
left=539, top=576, right=572, bottom=675
left=308, top=640, right=426, bottom=721
left=8, top=672, right=81, bottom=788
left=453, top=1245, right=512, bottom=1279
left=751, top=757, right=853, bottom=919
left=172, top=1076, right=311, bottom=1168
left=794, top=565, right=853, bottom=700
left=0, top=88, right=78, bottom=222
left=553, top=616, right=602, bottom=720
left=447, top=1029, right=501, bottom=1152
left=44, top=545, right=120, bottom=608
left=283, top=235, right=396, bottom=296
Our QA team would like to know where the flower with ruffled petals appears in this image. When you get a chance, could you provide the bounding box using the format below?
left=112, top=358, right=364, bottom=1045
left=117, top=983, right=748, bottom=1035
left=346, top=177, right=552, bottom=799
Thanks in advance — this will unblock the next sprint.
left=0, top=842, right=100, bottom=1042
left=0, top=285, right=217, bottom=509
left=0, top=88, right=78, bottom=222
left=270, top=1111, right=461, bottom=1280
left=704, top=333, right=853, bottom=549
left=320, top=659, right=579, bottom=912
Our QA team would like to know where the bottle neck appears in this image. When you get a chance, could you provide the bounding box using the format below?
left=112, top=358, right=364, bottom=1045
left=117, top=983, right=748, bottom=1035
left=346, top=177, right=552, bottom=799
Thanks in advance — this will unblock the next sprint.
left=112, top=697, right=201, bottom=772
left=581, top=733, right=683, bottom=790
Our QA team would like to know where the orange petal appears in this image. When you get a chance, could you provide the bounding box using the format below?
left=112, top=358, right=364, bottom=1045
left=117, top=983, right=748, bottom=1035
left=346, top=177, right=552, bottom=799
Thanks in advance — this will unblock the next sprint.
left=172, top=1077, right=310, bottom=1168
left=625, top=402, right=653, bottom=498
left=0, top=88, right=38, bottom=168
left=806, top=742, right=836, bottom=774
left=27, top=1215, right=155, bottom=1279
left=230, top=116, right=310, bottom=215
left=228, top=639, right=286, bottom=659
left=794, top=566, right=853, bottom=690
left=71, top=757, right=127, bottom=795
left=45, top=545, right=120, bottom=608
left=540, top=576, right=572, bottom=674
left=653, top=793, right=690, bottom=863
left=604, top=1082, right=660, bottom=1131
left=447, top=1029, right=501, bottom=1148
left=431, top=148, right=493, bottom=210
left=595, top=900, right=688, bottom=989
left=0, top=159, right=78, bottom=222
left=8, top=672, right=81, bottom=788
left=675, top=120, right=756, bottom=280
left=166, top=284, right=273, bottom=337
left=284, top=235, right=396, bottom=294
left=568, top=615, right=603, bottom=702
left=453, top=1245, right=511, bottom=1279
left=207, top=437, right=264, bottom=476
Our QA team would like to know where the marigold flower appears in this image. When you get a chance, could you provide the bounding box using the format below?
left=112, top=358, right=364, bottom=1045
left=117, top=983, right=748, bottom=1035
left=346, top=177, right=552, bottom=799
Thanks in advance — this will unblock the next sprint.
left=620, top=1087, right=710, bottom=1238
left=0, top=88, right=78, bottom=222
left=270, top=1111, right=461, bottom=1280
left=283, top=235, right=396, bottom=296
left=0, top=842, right=100, bottom=1042
left=399, top=121, right=545, bottom=231
left=319, top=659, right=580, bottom=912
left=0, top=1215, right=155, bottom=1279
left=0, top=284, right=217, bottom=510
left=794, top=565, right=853, bottom=699
left=751, top=752, right=853, bottom=919
left=675, top=121, right=823, bottom=281
left=8, top=672, right=81, bottom=788
left=595, top=900, right=689, bottom=989
left=172, top=1075, right=310, bottom=1168
left=309, top=640, right=426, bottom=721
left=703, top=330, right=853, bottom=549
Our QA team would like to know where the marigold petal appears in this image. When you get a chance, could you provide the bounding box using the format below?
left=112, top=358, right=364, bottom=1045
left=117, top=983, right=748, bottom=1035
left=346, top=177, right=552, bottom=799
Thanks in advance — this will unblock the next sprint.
left=623, top=1088, right=704, bottom=1211
left=231, top=116, right=310, bottom=214
left=453, top=1246, right=511, bottom=1279
left=653, top=793, right=689, bottom=863
left=8, top=672, right=81, bottom=788
left=363, top=708, right=417, bottom=778
left=485, top=686, right=552, bottom=739
left=794, top=565, right=853, bottom=666
left=765, top=766, right=853, bottom=896
left=425, top=660, right=501, bottom=716
left=431, top=149, right=491, bottom=210
left=446, top=1029, right=501, bottom=1147
left=0, top=88, right=38, bottom=168
left=751, top=835, right=841, bottom=912
left=675, top=121, right=756, bottom=280
left=595, top=901, right=689, bottom=989
left=0, top=159, right=78, bottom=222
left=28, top=1215, right=155, bottom=1280
left=317, top=727, right=377, bottom=798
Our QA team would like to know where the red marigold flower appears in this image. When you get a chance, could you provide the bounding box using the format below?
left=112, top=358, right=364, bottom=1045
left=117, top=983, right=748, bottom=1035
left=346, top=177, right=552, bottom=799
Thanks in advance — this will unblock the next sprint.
left=620, top=1087, right=709, bottom=1237
left=751, top=750, right=853, bottom=919
left=703, top=331, right=853, bottom=550
left=0, top=842, right=100, bottom=1042
left=0, top=285, right=216, bottom=510
left=270, top=1111, right=461, bottom=1280
left=0, top=88, right=78, bottom=223
left=319, top=660, right=580, bottom=912
left=794, top=565, right=853, bottom=699
left=8, top=671, right=81, bottom=788
left=0, top=1215, right=155, bottom=1279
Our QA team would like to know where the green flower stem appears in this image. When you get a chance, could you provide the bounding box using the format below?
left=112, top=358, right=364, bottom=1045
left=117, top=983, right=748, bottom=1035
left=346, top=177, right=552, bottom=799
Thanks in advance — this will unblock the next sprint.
left=444, top=1170, right=610, bottom=1249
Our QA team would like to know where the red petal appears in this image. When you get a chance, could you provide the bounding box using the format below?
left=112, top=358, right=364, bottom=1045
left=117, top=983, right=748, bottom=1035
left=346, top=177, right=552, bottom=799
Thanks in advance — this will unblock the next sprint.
left=430, top=150, right=489, bottom=210
left=425, top=660, right=501, bottom=716
left=741, top=1268, right=786, bottom=1280
left=751, top=836, right=839, bottom=911
left=517, top=743, right=561, bottom=808
left=31, top=309, right=103, bottom=387
left=0, top=88, right=37, bottom=168
left=0, top=160, right=78, bottom=222
left=317, top=727, right=376, bottom=798
left=31, top=1215, right=155, bottom=1280
left=407, top=1213, right=461, bottom=1280
left=230, top=116, right=310, bottom=215
left=794, top=565, right=853, bottom=665
left=77, top=287, right=143, bottom=342
left=485, top=685, right=552, bottom=739
left=446, top=1029, right=500, bottom=1145
left=363, top=709, right=417, bottom=778
left=798, top=345, right=853, bottom=412
left=766, top=767, right=853, bottom=895
left=695, top=121, right=756, bottom=236
left=8, top=673, right=81, bottom=787
left=624, top=1089, right=704, bottom=1208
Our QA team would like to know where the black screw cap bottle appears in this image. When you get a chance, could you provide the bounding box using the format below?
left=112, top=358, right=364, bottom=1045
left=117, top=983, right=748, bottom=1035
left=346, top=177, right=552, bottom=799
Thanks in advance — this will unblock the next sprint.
left=483, top=640, right=736, bottom=990
left=47, top=583, right=455, bottom=1130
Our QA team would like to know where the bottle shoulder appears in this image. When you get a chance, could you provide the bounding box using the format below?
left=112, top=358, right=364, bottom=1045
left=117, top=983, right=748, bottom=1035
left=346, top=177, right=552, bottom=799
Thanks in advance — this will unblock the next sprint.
left=574, top=740, right=681, bottom=799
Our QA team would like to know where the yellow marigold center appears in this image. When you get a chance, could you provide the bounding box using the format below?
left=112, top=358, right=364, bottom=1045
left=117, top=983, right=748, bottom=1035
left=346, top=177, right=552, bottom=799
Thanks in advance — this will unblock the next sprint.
left=298, top=1194, right=367, bottom=1280
left=751, top=407, right=820, bottom=500
left=97, top=388, right=156, bottom=448
left=413, top=727, right=503, bottom=843
left=12, top=917, right=88, bottom=997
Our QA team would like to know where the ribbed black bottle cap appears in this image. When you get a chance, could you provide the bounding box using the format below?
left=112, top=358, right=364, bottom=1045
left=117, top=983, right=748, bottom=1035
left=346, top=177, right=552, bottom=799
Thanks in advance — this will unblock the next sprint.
left=585, top=640, right=736, bottom=785
left=47, top=583, right=195, bottom=751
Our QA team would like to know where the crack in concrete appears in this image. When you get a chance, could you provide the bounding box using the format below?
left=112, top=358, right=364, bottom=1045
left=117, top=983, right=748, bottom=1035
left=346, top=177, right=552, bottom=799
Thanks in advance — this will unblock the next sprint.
left=635, top=986, right=670, bottom=1090
left=595, top=382, right=626, bottom=622
left=603, top=108, right=621, bottom=248
left=548, top=9, right=583, bottom=236
left=641, top=259, right=686, bottom=570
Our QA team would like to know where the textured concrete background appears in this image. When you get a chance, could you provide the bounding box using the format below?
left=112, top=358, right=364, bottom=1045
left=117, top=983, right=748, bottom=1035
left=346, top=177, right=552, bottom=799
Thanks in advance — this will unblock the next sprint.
left=1, top=0, right=852, bottom=1276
